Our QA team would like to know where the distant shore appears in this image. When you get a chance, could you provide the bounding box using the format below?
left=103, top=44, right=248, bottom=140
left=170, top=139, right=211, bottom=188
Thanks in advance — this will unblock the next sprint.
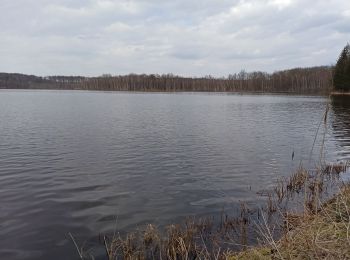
left=331, top=91, right=350, bottom=95
left=0, top=66, right=333, bottom=94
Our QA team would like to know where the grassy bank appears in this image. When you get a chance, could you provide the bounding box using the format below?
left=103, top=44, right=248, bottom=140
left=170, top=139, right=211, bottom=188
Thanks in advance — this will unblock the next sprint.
left=232, top=183, right=350, bottom=260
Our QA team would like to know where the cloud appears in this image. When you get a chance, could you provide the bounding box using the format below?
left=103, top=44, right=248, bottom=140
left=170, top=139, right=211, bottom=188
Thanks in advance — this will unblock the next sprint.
left=0, top=0, right=349, bottom=76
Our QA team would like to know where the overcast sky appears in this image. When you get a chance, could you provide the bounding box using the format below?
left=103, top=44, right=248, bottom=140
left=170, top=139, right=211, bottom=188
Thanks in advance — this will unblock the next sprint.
left=0, top=0, right=349, bottom=77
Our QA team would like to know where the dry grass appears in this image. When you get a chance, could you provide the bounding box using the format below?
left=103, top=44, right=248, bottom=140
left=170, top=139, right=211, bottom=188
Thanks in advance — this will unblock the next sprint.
left=286, top=166, right=308, bottom=193
left=100, top=216, right=251, bottom=260
left=232, top=184, right=350, bottom=260
left=280, top=183, right=350, bottom=259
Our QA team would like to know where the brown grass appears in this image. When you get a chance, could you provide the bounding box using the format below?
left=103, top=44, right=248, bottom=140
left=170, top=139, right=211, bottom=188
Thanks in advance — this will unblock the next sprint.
left=232, top=184, right=350, bottom=260
left=100, top=216, right=250, bottom=260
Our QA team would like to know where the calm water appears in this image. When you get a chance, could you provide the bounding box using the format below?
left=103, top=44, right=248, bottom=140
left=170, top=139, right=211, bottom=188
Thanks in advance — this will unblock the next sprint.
left=0, top=90, right=349, bottom=259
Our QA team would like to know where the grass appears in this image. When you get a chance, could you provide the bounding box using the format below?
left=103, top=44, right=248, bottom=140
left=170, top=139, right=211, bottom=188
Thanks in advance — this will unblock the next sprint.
left=231, top=184, right=350, bottom=260
left=100, top=214, right=250, bottom=259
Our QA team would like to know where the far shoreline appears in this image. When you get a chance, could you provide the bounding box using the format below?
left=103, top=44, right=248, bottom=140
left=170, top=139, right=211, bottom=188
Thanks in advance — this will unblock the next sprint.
left=0, top=87, right=331, bottom=97
left=331, top=91, right=350, bottom=95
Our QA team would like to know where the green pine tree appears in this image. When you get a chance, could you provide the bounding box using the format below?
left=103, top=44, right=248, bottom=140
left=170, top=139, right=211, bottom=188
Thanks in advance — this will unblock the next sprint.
left=334, top=44, right=350, bottom=91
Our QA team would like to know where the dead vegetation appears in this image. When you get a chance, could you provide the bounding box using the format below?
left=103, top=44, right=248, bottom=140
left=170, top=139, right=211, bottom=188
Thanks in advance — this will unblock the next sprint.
left=233, top=184, right=350, bottom=260
left=100, top=218, right=240, bottom=260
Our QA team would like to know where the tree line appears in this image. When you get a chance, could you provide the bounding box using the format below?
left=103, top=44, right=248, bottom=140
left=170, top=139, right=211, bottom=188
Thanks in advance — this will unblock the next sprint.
left=333, top=43, right=350, bottom=91
left=0, top=66, right=333, bottom=94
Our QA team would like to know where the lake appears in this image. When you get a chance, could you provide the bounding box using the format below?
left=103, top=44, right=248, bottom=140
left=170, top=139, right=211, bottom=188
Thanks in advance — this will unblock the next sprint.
left=0, top=90, right=349, bottom=259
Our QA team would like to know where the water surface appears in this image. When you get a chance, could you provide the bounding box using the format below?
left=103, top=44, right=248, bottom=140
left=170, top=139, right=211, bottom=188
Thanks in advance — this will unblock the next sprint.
left=0, top=91, right=349, bottom=259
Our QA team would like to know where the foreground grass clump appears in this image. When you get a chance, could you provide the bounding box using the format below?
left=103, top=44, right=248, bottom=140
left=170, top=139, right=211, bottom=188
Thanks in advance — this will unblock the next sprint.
left=102, top=216, right=246, bottom=260
left=231, top=184, right=350, bottom=260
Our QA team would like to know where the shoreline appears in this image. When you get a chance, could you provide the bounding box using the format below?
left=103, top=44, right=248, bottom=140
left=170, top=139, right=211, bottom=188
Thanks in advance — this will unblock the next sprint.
left=331, top=91, right=350, bottom=96
left=81, top=163, right=349, bottom=259
left=0, top=87, right=330, bottom=96
left=232, top=183, right=350, bottom=259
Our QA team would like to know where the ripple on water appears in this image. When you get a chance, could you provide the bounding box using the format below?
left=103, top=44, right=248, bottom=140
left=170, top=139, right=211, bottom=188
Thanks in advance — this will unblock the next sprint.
left=0, top=91, right=349, bottom=259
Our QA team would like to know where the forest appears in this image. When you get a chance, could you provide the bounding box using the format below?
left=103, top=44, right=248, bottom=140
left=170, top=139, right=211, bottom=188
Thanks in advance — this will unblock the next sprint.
left=333, top=43, right=350, bottom=91
left=0, top=66, right=333, bottom=94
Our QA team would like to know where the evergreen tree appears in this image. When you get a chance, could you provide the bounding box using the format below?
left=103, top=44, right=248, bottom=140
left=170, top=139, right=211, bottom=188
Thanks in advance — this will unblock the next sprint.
left=333, top=44, right=350, bottom=91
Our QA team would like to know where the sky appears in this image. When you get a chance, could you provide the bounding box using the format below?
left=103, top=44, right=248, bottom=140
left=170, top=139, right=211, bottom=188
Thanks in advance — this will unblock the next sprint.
left=0, top=0, right=349, bottom=77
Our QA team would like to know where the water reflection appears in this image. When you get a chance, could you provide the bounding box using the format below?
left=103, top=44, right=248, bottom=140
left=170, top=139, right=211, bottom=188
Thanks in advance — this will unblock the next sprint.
left=330, top=95, right=350, bottom=161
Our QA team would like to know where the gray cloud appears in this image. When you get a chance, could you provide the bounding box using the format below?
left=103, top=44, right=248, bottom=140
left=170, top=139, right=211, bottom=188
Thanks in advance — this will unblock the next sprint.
left=0, top=0, right=349, bottom=76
